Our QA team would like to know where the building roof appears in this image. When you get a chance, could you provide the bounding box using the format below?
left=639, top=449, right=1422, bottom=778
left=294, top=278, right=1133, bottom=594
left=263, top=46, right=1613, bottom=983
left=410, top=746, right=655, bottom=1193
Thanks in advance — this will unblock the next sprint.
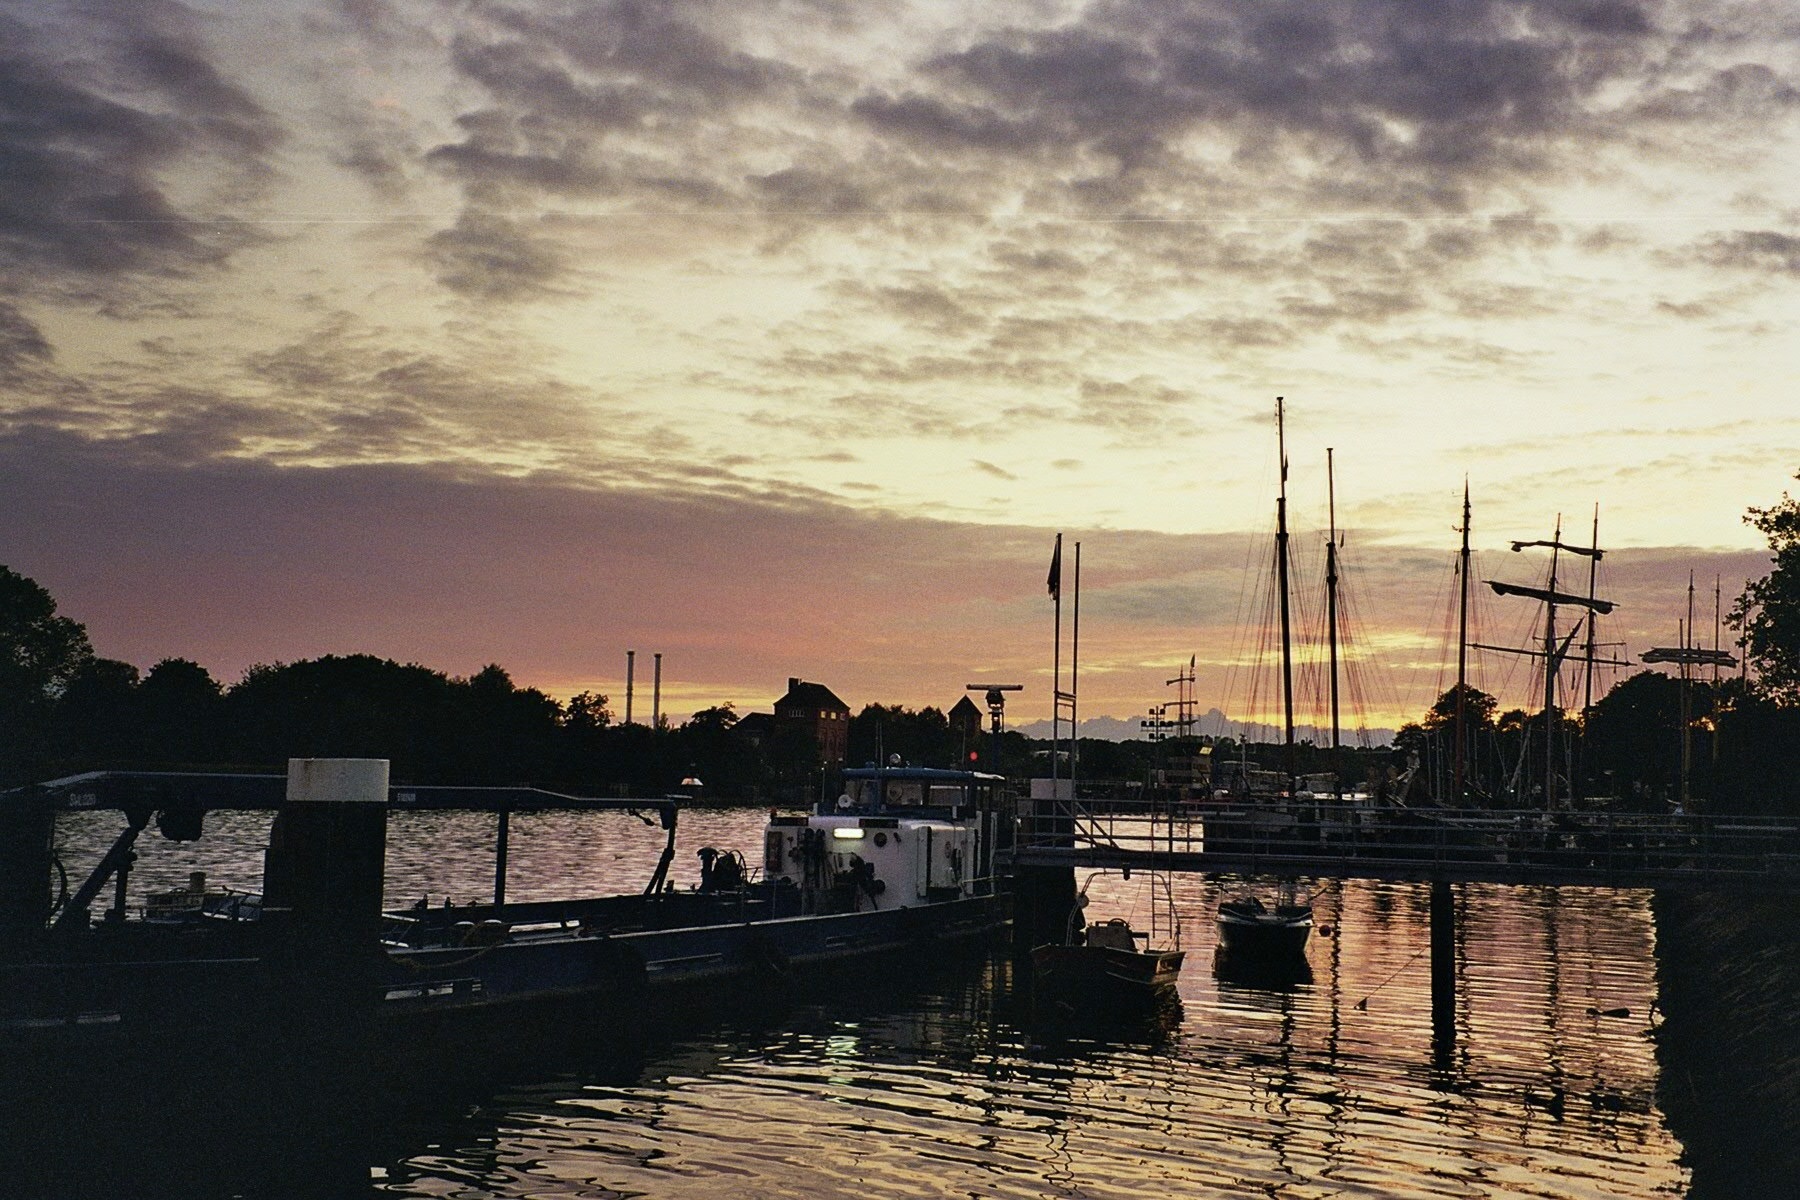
left=732, top=711, right=774, bottom=739
left=774, top=677, right=849, bottom=713
left=948, top=695, right=983, bottom=728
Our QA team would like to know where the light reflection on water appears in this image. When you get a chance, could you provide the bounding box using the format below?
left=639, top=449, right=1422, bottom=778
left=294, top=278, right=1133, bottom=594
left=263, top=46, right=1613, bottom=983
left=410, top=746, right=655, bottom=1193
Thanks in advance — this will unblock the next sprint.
left=45, top=807, right=1687, bottom=1199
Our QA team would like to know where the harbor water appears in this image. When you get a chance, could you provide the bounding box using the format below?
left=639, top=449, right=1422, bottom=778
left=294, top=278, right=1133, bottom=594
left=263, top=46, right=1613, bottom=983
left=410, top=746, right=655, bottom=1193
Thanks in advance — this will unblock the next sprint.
left=19, top=805, right=1792, bottom=1198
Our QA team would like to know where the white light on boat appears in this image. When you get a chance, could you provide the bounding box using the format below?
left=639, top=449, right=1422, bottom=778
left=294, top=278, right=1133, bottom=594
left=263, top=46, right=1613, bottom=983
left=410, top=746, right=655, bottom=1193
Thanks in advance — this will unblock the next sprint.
left=831, top=828, right=866, bottom=840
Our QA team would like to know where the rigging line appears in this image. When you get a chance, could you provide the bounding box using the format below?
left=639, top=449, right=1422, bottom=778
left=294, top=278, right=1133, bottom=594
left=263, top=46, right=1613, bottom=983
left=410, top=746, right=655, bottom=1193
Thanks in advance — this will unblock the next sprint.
left=1353, top=944, right=1431, bottom=1010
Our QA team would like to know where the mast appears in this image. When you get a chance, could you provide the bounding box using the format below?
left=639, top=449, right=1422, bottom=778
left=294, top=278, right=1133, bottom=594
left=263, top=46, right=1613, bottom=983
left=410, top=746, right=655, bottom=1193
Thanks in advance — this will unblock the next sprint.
left=1275, top=398, right=1296, bottom=788
left=1579, top=505, right=1600, bottom=801
left=1326, top=447, right=1341, bottom=757
left=1543, top=514, right=1562, bottom=810
left=1713, top=575, right=1723, bottom=773
left=1683, top=573, right=1694, bottom=808
left=1453, top=483, right=1471, bottom=805
left=1479, top=521, right=1611, bottom=807
left=1071, top=540, right=1082, bottom=787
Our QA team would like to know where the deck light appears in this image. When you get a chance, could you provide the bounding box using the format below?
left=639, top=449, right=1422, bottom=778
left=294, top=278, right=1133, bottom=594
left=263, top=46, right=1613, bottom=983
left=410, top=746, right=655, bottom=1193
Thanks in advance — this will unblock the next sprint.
left=831, top=828, right=866, bottom=840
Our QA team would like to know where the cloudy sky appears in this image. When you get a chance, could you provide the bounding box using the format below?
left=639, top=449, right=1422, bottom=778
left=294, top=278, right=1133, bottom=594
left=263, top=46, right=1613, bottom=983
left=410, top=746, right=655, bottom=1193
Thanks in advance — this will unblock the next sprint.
left=1, top=0, right=1795, bottom=738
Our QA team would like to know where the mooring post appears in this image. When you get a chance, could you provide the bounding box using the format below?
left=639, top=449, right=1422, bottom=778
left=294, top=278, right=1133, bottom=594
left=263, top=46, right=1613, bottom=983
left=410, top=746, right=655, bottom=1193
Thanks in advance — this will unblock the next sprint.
left=0, top=787, right=57, bottom=952
left=494, top=802, right=511, bottom=908
left=1430, top=879, right=1456, bottom=1058
left=262, top=759, right=391, bottom=1022
left=1013, top=777, right=1077, bottom=950
left=1013, top=865, right=1076, bottom=951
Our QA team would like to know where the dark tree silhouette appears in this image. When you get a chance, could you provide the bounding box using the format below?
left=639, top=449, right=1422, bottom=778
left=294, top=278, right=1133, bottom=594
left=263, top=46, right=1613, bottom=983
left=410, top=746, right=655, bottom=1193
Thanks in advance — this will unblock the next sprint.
left=0, top=565, right=94, bottom=783
left=1733, top=475, right=1800, bottom=703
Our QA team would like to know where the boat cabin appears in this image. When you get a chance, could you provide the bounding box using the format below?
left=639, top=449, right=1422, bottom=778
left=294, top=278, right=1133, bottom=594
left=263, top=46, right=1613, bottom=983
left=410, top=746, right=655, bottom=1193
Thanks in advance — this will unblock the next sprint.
left=762, top=766, right=1005, bottom=911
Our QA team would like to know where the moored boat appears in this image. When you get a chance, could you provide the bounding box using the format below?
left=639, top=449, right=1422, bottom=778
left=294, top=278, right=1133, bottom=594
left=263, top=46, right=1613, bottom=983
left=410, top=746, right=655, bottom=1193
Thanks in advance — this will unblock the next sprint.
left=1031, top=918, right=1185, bottom=995
left=1, top=758, right=1011, bottom=1090
left=1215, top=891, right=1313, bottom=963
left=1031, top=878, right=1185, bottom=1006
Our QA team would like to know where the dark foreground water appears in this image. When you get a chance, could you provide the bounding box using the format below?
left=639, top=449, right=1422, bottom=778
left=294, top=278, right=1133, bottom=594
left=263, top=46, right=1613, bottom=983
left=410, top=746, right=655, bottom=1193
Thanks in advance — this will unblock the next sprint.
left=16, top=807, right=1795, bottom=1198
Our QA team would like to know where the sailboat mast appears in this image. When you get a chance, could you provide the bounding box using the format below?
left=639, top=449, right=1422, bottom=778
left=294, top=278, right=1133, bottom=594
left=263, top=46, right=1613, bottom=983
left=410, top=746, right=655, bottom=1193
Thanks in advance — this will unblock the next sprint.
left=1543, top=515, right=1562, bottom=809
left=1275, top=398, right=1296, bottom=787
left=1326, top=448, right=1341, bottom=756
left=1713, top=575, right=1723, bottom=773
left=1583, top=507, right=1599, bottom=719
left=1072, top=540, right=1081, bottom=786
left=1683, top=573, right=1694, bottom=807
left=1453, top=483, right=1471, bottom=804
left=1579, top=505, right=1600, bottom=803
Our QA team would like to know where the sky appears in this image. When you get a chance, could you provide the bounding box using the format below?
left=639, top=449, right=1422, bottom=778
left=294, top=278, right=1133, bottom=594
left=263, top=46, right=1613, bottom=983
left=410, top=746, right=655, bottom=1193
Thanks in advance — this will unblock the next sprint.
left=1, top=0, right=1796, bottom=741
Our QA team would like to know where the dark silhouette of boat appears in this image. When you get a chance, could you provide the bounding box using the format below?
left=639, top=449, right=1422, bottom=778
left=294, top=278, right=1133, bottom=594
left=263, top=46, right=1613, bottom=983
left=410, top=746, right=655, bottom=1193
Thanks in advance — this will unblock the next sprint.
left=1, top=759, right=1010, bottom=1092
left=1215, top=891, right=1312, bottom=964
left=1030, top=876, right=1184, bottom=1009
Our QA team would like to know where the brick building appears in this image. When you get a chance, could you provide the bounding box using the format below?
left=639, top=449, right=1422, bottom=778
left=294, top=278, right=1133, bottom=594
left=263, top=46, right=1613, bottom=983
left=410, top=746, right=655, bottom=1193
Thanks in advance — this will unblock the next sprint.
left=773, top=677, right=851, bottom=766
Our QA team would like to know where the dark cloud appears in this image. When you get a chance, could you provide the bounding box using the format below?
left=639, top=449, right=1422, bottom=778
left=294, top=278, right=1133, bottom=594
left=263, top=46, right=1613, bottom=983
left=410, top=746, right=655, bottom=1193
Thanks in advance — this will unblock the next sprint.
left=0, top=301, right=51, bottom=369
left=1691, top=229, right=1800, bottom=275
left=0, top=6, right=279, bottom=295
left=858, top=0, right=1668, bottom=203
left=972, top=459, right=1016, bottom=481
left=423, top=213, right=571, bottom=301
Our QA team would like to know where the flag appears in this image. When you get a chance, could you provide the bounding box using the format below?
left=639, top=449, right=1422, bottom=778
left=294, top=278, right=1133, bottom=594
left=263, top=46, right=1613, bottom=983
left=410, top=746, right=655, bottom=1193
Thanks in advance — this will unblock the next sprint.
left=1046, top=533, right=1062, bottom=600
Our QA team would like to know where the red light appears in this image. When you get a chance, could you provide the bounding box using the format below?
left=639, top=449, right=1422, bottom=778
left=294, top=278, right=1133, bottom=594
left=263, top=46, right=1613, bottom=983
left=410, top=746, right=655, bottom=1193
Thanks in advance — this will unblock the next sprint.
left=967, top=750, right=978, bottom=762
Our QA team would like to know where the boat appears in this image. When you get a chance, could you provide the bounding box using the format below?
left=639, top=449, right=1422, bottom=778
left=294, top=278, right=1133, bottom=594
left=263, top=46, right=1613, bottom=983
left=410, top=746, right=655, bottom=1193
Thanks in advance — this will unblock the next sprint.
left=1030, top=877, right=1185, bottom=1005
left=0, top=757, right=1011, bottom=1091
left=1215, top=887, right=1313, bottom=964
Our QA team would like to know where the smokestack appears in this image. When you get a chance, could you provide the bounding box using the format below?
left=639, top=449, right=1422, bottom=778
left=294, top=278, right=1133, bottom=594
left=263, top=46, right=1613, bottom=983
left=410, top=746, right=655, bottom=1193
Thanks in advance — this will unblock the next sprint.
left=626, top=650, right=635, bottom=725
left=653, top=653, right=662, bottom=729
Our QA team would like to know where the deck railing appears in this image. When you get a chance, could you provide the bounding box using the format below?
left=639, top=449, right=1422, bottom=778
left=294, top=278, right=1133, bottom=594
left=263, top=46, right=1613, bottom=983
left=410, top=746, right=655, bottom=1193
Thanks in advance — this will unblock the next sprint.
left=1008, top=795, right=1800, bottom=891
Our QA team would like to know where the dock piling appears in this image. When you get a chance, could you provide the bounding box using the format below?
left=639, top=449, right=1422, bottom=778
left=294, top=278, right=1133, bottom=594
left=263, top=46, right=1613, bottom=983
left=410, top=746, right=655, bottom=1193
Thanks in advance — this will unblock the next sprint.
left=1430, top=880, right=1456, bottom=1058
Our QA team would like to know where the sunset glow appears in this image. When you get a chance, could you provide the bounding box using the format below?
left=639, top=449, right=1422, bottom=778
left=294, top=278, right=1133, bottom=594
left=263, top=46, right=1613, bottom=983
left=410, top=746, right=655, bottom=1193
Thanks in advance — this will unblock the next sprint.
left=2, top=0, right=1796, bottom=738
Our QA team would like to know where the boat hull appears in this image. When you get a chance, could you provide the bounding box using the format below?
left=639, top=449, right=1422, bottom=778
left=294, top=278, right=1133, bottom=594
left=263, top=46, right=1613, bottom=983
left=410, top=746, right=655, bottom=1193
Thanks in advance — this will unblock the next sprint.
left=2, top=890, right=1011, bottom=1099
left=1215, top=906, right=1312, bottom=962
left=1030, top=942, right=1186, bottom=996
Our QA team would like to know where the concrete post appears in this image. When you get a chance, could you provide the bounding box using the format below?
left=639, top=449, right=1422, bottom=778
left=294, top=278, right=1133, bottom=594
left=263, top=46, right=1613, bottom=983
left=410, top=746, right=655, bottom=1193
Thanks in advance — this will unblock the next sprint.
left=263, top=759, right=390, bottom=954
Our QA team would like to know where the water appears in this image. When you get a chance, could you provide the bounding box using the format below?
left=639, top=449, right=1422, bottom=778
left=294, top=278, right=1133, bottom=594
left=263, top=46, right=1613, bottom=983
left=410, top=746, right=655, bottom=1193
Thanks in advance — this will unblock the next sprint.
left=24, top=807, right=1735, bottom=1198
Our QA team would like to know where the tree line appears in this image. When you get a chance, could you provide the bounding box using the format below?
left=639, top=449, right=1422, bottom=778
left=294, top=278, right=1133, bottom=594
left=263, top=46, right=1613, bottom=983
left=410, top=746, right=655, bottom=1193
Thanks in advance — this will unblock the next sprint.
left=0, top=569, right=1049, bottom=799
left=5, top=471, right=1799, bottom=810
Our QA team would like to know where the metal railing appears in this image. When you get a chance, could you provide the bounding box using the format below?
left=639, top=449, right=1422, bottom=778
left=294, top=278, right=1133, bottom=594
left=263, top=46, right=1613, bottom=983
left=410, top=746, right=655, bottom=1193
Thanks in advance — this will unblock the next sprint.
left=1008, top=796, right=1800, bottom=891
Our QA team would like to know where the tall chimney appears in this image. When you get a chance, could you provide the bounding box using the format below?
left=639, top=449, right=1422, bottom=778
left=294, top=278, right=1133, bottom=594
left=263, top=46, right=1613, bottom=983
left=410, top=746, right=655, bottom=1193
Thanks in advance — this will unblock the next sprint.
left=626, top=650, right=636, bottom=725
left=653, top=653, right=662, bottom=729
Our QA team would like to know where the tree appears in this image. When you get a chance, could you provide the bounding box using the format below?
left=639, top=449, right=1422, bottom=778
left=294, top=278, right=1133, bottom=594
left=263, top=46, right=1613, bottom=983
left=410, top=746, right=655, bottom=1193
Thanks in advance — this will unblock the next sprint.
left=139, top=658, right=224, bottom=766
left=1733, top=475, right=1800, bottom=703
left=55, top=657, right=141, bottom=763
left=1584, top=670, right=1685, bottom=808
left=0, top=565, right=93, bottom=708
left=0, top=565, right=94, bottom=783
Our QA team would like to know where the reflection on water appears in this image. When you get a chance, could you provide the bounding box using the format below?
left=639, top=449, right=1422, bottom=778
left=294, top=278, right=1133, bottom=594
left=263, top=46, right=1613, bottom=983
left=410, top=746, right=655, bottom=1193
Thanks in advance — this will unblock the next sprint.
left=26, top=806, right=1798, bottom=1197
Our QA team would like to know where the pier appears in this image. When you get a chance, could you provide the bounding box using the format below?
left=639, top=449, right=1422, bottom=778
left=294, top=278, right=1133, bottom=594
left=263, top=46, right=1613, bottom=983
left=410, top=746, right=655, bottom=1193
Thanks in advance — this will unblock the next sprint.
left=1005, top=794, right=1800, bottom=1057
left=1005, top=797, right=1800, bottom=892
